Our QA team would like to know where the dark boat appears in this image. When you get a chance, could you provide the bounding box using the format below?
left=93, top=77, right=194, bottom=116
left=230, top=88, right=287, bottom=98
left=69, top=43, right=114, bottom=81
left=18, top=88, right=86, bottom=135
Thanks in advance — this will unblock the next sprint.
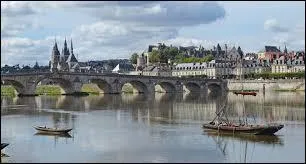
left=1, top=143, right=9, bottom=150
left=33, top=126, right=72, bottom=134
left=234, top=91, right=257, bottom=96
left=202, top=94, right=284, bottom=135
left=202, top=122, right=284, bottom=135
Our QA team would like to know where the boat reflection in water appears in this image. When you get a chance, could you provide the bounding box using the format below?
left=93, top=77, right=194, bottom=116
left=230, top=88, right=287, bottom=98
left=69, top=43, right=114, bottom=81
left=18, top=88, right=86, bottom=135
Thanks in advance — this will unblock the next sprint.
left=34, top=132, right=72, bottom=138
left=203, top=129, right=284, bottom=163
left=203, top=129, right=284, bottom=146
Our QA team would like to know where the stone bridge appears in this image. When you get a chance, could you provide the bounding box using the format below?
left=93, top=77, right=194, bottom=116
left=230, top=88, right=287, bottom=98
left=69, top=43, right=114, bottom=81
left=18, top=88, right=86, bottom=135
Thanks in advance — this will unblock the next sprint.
left=1, top=72, right=228, bottom=96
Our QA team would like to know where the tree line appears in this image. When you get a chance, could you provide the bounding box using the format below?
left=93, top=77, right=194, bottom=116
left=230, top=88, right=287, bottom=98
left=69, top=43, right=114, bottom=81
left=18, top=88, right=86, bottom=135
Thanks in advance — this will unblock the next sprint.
left=130, top=46, right=214, bottom=64
left=1, top=62, right=49, bottom=73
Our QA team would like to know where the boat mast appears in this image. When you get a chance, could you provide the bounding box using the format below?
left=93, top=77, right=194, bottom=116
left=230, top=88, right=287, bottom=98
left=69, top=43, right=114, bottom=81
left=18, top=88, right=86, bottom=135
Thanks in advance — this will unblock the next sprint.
left=244, top=141, right=248, bottom=163
left=241, top=58, right=244, bottom=91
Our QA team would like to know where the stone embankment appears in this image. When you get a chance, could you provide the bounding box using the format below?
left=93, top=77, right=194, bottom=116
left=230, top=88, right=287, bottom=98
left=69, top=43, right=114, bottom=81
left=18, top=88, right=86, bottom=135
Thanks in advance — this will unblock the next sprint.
left=227, top=79, right=305, bottom=92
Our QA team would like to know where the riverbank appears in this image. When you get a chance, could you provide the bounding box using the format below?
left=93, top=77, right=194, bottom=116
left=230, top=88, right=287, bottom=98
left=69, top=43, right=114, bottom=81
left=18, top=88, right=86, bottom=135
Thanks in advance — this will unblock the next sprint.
left=227, top=79, right=305, bottom=92
left=1, top=84, right=136, bottom=96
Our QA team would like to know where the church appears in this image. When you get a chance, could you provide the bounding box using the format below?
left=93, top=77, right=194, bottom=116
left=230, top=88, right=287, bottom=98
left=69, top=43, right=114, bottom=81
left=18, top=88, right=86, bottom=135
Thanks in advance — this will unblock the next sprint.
left=49, top=38, right=79, bottom=72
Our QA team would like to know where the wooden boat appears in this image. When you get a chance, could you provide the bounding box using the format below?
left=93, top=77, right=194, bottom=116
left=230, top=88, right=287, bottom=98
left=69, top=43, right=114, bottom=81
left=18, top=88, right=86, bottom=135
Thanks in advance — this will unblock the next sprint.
left=202, top=122, right=284, bottom=135
left=234, top=91, right=257, bottom=96
left=33, top=126, right=72, bottom=134
left=1, top=143, right=9, bottom=150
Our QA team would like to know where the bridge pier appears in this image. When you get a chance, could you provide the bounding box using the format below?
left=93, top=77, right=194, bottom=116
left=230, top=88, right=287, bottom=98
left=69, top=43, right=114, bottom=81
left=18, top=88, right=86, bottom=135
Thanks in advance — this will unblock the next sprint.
left=18, top=82, right=38, bottom=97
left=109, top=83, right=122, bottom=94
left=62, top=81, right=89, bottom=96
left=175, top=83, right=184, bottom=93
left=200, top=83, right=208, bottom=95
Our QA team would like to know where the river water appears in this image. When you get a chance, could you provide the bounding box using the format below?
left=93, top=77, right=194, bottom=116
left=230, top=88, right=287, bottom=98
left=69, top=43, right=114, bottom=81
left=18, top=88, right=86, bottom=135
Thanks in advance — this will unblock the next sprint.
left=1, top=92, right=305, bottom=163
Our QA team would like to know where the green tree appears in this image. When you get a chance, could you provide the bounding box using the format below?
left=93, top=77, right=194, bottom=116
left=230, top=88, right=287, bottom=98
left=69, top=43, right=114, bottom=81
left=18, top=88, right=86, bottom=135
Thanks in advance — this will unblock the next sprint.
left=149, top=50, right=160, bottom=63
left=168, top=47, right=179, bottom=60
left=203, top=54, right=213, bottom=62
left=130, top=53, right=138, bottom=64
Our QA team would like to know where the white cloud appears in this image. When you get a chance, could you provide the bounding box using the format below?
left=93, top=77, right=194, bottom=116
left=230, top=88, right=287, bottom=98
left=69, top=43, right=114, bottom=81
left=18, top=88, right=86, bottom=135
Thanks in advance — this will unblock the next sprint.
left=164, top=37, right=237, bottom=50
left=264, top=19, right=289, bottom=33
left=267, top=20, right=305, bottom=50
left=1, top=37, right=54, bottom=66
left=89, top=2, right=225, bottom=27
left=1, top=1, right=37, bottom=17
left=1, top=2, right=227, bottom=66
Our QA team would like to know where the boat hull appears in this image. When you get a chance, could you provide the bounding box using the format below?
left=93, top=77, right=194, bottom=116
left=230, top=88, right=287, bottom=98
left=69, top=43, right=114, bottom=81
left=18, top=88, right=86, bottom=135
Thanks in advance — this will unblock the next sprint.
left=234, top=91, right=257, bottom=96
left=202, top=123, right=284, bottom=135
left=1, top=143, right=9, bottom=150
left=33, top=126, right=72, bottom=134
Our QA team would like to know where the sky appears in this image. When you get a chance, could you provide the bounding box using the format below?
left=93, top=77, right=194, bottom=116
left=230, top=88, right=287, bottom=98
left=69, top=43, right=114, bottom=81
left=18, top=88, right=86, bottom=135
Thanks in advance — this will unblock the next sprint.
left=1, top=1, right=305, bottom=66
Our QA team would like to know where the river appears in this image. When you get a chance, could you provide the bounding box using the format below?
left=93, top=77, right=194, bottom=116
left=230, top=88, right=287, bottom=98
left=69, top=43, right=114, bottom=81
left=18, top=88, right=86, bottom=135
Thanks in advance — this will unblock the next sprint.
left=1, top=92, right=305, bottom=163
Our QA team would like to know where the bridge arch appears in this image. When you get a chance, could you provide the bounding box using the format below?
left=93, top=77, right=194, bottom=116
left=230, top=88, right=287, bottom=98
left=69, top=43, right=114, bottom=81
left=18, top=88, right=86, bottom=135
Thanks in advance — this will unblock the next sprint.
left=156, top=82, right=176, bottom=93
left=184, top=82, right=201, bottom=93
left=90, top=79, right=112, bottom=94
left=123, top=80, right=149, bottom=94
left=207, top=83, right=222, bottom=94
left=36, top=77, right=74, bottom=94
left=2, top=79, right=25, bottom=94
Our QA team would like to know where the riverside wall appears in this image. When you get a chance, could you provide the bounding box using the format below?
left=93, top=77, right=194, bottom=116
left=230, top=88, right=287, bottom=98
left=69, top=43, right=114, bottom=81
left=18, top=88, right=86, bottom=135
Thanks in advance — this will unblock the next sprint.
left=227, top=79, right=305, bottom=92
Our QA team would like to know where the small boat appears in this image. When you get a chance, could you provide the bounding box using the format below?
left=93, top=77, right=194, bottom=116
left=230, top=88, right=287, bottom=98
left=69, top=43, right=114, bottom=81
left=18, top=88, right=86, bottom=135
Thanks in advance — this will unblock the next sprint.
left=33, top=126, right=72, bottom=134
left=202, top=122, right=284, bottom=135
left=1, top=143, right=9, bottom=150
left=234, top=91, right=257, bottom=96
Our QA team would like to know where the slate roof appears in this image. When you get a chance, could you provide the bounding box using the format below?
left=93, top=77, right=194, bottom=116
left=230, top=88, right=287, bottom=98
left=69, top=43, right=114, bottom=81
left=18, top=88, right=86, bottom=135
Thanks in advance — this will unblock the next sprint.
left=265, top=46, right=280, bottom=52
left=67, top=53, right=78, bottom=62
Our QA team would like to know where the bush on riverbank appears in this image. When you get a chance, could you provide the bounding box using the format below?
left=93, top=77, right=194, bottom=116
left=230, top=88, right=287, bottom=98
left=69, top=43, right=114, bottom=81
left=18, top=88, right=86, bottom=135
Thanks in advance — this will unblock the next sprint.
left=1, top=84, right=135, bottom=96
left=245, top=71, right=305, bottom=79
left=35, top=85, right=62, bottom=95
left=1, top=85, right=16, bottom=97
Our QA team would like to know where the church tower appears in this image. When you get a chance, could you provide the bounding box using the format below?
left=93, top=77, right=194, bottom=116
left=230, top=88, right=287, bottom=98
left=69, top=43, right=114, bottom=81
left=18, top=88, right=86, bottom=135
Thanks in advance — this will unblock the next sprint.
left=67, top=39, right=79, bottom=72
left=50, top=39, right=60, bottom=72
left=63, top=37, right=70, bottom=62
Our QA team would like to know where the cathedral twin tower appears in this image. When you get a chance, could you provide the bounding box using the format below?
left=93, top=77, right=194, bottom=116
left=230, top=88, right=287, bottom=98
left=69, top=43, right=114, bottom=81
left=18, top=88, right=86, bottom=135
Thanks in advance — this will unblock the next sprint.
left=50, top=38, right=79, bottom=72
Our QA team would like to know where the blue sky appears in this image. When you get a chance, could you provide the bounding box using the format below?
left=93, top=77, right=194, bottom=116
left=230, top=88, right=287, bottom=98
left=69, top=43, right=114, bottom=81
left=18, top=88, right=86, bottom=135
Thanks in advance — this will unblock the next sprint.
left=1, top=1, right=305, bottom=66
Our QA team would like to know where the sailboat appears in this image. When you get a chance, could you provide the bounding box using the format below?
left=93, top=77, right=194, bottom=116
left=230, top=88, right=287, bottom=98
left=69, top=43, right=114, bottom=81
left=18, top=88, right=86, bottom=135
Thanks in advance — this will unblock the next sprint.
left=234, top=59, right=257, bottom=96
left=202, top=95, right=284, bottom=135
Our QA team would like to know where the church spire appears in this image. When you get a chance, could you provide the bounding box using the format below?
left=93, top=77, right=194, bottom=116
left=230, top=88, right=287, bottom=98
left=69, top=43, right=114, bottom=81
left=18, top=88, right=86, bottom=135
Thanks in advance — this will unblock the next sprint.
left=64, top=37, right=67, bottom=48
left=54, top=37, right=58, bottom=49
left=71, top=39, right=73, bottom=55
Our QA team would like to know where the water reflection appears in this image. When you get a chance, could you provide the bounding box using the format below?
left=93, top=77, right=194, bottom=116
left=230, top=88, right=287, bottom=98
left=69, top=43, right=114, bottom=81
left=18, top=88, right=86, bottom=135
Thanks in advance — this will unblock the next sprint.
left=34, top=132, right=72, bottom=138
left=203, top=129, right=284, bottom=146
left=1, top=91, right=305, bottom=162
left=204, top=130, right=285, bottom=163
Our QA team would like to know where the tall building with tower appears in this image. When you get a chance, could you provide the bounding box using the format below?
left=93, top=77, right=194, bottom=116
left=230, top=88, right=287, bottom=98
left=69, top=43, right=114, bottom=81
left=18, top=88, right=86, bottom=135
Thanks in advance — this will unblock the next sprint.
left=50, top=38, right=79, bottom=72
